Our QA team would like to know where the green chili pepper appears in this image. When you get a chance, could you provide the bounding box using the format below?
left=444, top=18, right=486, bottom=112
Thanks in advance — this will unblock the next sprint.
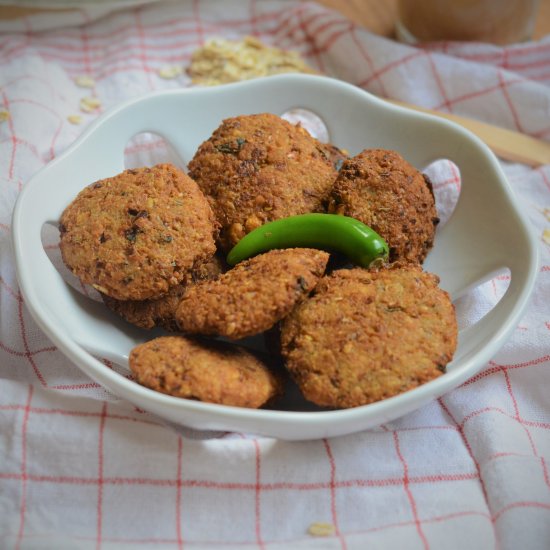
left=226, top=213, right=389, bottom=267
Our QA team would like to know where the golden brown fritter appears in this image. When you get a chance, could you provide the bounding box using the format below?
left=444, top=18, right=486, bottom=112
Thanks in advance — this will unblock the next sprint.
left=280, top=265, right=457, bottom=408
left=102, top=255, right=225, bottom=330
left=176, top=248, right=329, bottom=340
left=328, top=149, right=439, bottom=264
left=129, top=336, right=283, bottom=408
left=59, top=164, right=218, bottom=301
left=188, top=113, right=338, bottom=250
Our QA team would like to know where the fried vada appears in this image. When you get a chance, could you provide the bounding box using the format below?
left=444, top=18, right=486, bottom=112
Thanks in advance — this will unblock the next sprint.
left=176, top=248, right=329, bottom=340
left=188, top=113, right=338, bottom=250
left=328, top=149, right=439, bottom=264
left=59, top=164, right=218, bottom=300
left=280, top=264, right=457, bottom=408
left=130, top=335, right=282, bottom=408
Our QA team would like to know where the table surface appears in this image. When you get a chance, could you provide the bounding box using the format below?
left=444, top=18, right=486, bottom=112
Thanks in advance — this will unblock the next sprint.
left=0, top=0, right=549, bottom=41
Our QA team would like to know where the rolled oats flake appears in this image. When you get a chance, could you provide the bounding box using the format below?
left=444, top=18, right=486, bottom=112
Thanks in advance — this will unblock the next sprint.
left=158, top=65, right=183, bottom=79
left=0, top=110, right=9, bottom=122
left=75, top=75, right=96, bottom=88
left=80, top=96, right=102, bottom=113
left=307, top=522, right=336, bottom=537
left=67, top=114, right=83, bottom=125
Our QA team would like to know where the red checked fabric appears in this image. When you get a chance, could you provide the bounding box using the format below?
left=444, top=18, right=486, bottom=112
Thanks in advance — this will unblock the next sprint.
left=1, top=1, right=549, bottom=548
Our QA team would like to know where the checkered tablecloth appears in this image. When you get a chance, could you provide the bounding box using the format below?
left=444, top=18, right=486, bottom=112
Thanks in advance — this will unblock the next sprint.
left=1, top=1, right=549, bottom=548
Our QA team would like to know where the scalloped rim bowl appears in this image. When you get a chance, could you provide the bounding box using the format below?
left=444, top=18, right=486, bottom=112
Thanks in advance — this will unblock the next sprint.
left=12, top=75, right=539, bottom=440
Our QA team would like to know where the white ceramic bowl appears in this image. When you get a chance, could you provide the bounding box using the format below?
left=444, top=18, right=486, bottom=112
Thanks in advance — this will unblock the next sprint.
left=12, top=74, right=539, bottom=440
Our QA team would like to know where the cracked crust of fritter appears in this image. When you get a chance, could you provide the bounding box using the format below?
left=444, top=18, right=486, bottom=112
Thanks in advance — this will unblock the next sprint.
left=129, top=336, right=283, bottom=408
left=280, top=265, right=457, bottom=409
left=328, top=149, right=439, bottom=264
left=101, top=255, right=225, bottom=330
left=59, top=164, right=218, bottom=301
left=175, top=248, right=330, bottom=340
left=188, top=113, right=338, bottom=250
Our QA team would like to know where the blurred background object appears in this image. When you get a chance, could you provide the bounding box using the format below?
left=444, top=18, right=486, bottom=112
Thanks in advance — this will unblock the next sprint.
left=396, top=0, right=540, bottom=44
left=0, top=1, right=548, bottom=41
left=315, top=0, right=549, bottom=42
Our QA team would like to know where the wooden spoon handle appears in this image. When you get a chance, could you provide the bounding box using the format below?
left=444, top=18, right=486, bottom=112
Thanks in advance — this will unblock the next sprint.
left=387, top=99, right=550, bottom=167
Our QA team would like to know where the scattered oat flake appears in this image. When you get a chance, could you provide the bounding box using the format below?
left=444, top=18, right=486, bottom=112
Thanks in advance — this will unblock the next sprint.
left=158, top=65, right=183, bottom=79
left=544, top=208, right=550, bottom=222
left=80, top=96, right=102, bottom=113
left=67, top=114, right=83, bottom=125
left=307, top=522, right=335, bottom=537
left=0, top=110, right=10, bottom=122
left=543, top=228, right=550, bottom=245
left=75, top=75, right=95, bottom=88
